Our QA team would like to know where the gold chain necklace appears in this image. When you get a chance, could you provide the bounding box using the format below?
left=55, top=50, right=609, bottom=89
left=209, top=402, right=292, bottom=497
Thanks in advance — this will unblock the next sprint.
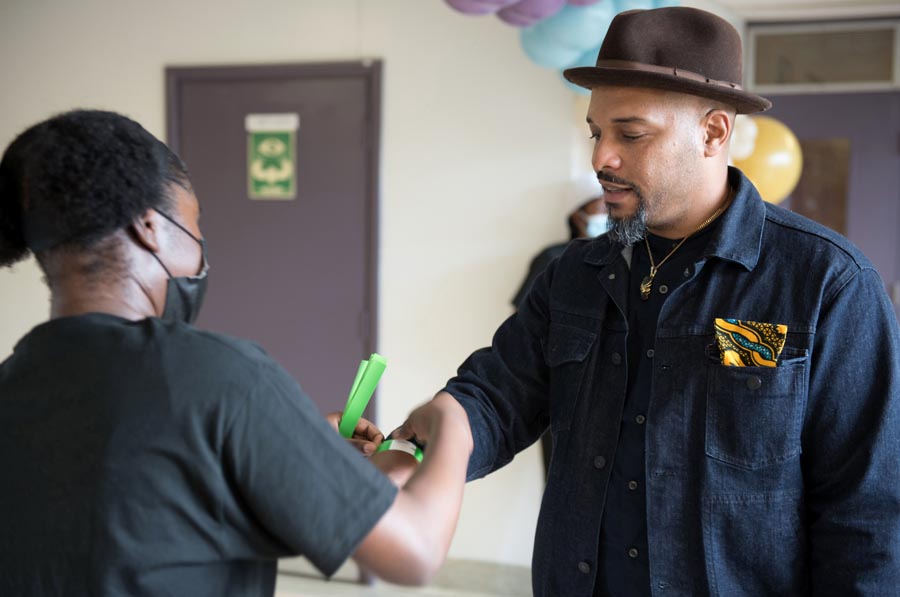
left=639, top=187, right=734, bottom=301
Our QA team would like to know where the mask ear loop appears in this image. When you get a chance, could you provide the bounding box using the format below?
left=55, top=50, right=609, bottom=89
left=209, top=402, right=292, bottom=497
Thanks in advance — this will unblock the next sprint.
left=153, top=209, right=206, bottom=277
left=149, top=251, right=174, bottom=279
left=155, top=209, right=203, bottom=244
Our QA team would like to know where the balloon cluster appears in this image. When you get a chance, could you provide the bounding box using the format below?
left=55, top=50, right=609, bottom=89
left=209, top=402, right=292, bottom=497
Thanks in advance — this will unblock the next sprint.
left=445, top=0, right=679, bottom=93
left=446, top=0, right=606, bottom=28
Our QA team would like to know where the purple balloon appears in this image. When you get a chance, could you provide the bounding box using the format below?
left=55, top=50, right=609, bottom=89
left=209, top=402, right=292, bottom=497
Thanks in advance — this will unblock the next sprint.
left=497, top=0, right=567, bottom=27
left=444, top=0, right=520, bottom=15
left=567, top=0, right=604, bottom=5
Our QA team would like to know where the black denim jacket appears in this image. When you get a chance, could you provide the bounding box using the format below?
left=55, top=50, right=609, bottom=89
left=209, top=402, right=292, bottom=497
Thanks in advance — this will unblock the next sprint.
left=445, top=168, right=900, bottom=596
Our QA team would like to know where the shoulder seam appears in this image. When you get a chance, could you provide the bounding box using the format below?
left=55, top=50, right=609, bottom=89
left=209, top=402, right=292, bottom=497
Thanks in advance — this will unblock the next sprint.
left=763, top=211, right=866, bottom=270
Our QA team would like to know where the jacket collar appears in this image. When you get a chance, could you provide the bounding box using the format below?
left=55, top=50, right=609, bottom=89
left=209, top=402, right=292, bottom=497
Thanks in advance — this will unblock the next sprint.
left=583, top=167, right=765, bottom=271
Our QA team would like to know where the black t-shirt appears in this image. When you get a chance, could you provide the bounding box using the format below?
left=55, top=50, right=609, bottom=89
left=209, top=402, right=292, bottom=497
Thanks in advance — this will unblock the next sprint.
left=0, top=313, right=397, bottom=596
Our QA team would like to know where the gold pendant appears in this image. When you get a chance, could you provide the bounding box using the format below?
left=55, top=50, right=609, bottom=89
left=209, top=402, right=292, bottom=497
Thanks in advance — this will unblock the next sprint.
left=640, top=274, right=654, bottom=300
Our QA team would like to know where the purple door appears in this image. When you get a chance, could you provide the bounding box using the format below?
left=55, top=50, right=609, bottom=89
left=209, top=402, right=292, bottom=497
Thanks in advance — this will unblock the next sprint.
left=166, top=62, right=381, bottom=416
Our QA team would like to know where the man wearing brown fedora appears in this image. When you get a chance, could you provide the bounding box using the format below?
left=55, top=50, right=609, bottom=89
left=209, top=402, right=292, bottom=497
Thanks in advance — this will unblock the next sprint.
left=392, top=6, right=900, bottom=596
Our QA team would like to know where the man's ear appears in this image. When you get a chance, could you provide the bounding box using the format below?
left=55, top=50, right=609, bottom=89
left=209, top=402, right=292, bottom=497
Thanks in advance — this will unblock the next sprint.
left=703, top=109, right=733, bottom=158
left=129, top=209, right=162, bottom=253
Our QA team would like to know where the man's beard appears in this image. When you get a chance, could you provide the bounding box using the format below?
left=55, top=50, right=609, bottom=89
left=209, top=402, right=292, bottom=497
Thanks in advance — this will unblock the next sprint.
left=607, top=201, right=648, bottom=246
left=598, top=172, right=648, bottom=246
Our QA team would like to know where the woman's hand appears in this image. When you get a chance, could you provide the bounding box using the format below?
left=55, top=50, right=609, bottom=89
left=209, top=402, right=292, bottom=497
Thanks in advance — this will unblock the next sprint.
left=325, top=411, right=385, bottom=456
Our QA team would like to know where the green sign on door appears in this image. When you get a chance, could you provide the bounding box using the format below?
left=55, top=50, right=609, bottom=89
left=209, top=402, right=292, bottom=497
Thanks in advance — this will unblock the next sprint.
left=246, top=113, right=300, bottom=200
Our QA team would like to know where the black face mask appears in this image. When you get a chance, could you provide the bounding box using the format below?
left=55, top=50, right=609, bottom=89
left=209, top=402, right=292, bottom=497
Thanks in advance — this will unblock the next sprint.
left=151, top=210, right=209, bottom=324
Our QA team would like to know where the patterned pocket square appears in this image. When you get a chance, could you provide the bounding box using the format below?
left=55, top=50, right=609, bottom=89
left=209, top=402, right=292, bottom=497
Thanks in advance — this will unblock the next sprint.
left=714, top=318, right=788, bottom=367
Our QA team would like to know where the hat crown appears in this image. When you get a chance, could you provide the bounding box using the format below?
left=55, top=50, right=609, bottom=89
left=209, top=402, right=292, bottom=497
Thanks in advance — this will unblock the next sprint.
left=562, top=6, right=771, bottom=114
left=598, top=7, right=743, bottom=87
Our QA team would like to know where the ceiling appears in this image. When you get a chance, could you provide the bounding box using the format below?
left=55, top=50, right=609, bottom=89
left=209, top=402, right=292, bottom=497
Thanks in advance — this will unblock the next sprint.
left=714, top=0, right=900, bottom=22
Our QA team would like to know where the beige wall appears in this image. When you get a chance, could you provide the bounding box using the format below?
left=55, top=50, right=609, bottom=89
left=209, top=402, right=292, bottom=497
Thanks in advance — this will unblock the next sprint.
left=0, top=0, right=741, bottom=568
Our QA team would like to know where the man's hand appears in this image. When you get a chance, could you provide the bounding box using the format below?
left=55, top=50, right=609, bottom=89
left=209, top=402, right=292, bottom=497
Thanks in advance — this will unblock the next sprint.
left=369, top=393, right=472, bottom=487
left=389, top=392, right=474, bottom=456
left=325, top=411, right=384, bottom=456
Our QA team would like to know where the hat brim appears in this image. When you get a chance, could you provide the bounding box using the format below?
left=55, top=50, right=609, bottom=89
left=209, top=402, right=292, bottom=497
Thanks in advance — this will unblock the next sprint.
left=563, top=66, right=771, bottom=114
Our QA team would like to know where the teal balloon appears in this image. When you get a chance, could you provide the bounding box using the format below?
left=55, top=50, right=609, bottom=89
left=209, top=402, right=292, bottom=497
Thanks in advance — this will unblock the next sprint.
left=559, top=43, right=600, bottom=95
left=519, top=1, right=617, bottom=69
left=568, top=43, right=601, bottom=68
left=616, top=0, right=653, bottom=9
left=521, top=35, right=585, bottom=68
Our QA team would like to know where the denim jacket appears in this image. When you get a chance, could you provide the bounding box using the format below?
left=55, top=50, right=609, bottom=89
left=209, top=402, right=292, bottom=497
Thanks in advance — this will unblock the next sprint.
left=444, top=169, right=900, bottom=596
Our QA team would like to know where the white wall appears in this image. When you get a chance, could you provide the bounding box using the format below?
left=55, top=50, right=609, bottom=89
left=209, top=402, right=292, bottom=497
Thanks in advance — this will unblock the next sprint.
left=0, top=0, right=578, bottom=567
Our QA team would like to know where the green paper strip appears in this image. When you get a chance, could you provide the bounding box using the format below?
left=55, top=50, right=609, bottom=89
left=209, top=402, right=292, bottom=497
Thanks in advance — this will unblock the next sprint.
left=347, top=360, right=367, bottom=404
left=339, top=353, right=387, bottom=438
left=376, top=438, right=424, bottom=463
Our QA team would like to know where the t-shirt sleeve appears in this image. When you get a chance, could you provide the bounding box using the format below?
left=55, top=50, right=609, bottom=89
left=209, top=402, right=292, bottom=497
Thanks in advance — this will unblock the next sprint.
left=222, top=358, right=398, bottom=577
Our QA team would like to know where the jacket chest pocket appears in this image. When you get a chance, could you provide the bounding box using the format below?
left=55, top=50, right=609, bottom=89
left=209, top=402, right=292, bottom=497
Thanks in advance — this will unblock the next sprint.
left=542, top=322, right=596, bottom=433
left=705, top=348, right=809, bottom=470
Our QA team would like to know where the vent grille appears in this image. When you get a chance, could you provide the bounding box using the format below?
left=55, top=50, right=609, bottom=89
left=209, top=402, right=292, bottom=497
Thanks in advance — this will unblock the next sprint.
left=748, top=20, right=900, bottom=93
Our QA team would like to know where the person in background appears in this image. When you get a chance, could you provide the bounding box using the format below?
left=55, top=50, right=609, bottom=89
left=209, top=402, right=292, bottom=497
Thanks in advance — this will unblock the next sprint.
left=512, top=194, right=607, bottom=477
left=512, top=195, right=608, bottom=311
left=0, top=109, right=470, bottom=596
left=394, top=6, right=900, bottom=596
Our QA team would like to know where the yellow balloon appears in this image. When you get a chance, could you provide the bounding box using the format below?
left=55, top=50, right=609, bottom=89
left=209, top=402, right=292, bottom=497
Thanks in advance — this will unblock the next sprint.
left=732, top=116, right=803, bottom=204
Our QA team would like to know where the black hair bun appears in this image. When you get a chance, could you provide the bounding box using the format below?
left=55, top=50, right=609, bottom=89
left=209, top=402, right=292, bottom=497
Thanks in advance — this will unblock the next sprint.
left=0, top=109, right=189, bottom=266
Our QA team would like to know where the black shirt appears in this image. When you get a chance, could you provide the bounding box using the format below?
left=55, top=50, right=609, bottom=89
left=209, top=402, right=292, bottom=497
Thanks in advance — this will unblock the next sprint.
left=596, top=222, right=720, bottom=597
left=0, top=313, right=397, bottom=596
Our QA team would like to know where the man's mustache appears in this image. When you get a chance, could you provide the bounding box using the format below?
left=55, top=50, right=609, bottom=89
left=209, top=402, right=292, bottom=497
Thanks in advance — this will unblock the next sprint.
left=596, top=171, right=634, bottom=187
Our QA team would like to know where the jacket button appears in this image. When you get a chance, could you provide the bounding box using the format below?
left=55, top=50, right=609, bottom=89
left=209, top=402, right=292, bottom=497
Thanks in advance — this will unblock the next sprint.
left=646, top=349, right=655, bottom=358
left=628, top=547, right=639, bottom=559
left=746, top=376, right=762, bottom=390
left=659, top=285, right=669, bottom=294
left=578, top=561, right=591, bottom=574
left=611, top=352, right=622, bottom=365
left=593, top=455, right=607, bottom=469
left=635, top=414, right=646, bottom=425
left=627, top=480, right=638, bottom=490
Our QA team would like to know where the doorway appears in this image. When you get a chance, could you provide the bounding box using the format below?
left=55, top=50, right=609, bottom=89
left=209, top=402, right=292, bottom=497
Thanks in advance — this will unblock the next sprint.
left=166, top=61, right=381, bottom=417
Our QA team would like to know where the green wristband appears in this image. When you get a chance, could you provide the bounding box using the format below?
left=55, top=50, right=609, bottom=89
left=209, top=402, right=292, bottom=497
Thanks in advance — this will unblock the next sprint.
left=339, top=353, right=387, bottom=439
left=376, top=438, right=424, bottom=463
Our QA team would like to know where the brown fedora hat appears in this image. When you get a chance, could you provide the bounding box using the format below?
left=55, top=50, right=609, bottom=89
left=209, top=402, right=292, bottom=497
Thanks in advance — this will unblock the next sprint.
left=563, top=7, right=771, bottom=114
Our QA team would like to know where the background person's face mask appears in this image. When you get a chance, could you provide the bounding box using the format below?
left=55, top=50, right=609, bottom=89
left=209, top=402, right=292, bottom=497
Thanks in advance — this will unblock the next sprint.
left=151, top=210, right=209, bottom=324
left=585, top=213, right=609, bottom=238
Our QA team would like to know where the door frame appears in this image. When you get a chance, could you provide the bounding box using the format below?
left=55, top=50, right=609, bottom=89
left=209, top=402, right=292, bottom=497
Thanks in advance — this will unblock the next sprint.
left=164, top=60, right=382, bottom=391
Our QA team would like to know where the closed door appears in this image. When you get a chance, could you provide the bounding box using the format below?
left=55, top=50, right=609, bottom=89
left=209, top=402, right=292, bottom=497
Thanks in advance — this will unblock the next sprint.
left=166, top=61, right=380, bottom=416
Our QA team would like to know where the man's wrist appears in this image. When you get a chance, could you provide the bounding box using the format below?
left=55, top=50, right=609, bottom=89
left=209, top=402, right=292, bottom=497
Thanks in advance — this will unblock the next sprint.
left=428, top=393, right=473, bottom=455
